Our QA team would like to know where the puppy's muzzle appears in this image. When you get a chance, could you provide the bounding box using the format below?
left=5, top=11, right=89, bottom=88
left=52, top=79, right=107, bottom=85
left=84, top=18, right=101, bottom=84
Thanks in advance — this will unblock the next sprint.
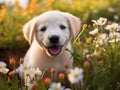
left=49, top=35, right=59, bottom=44
left=47, top=35, right=62, bottom=56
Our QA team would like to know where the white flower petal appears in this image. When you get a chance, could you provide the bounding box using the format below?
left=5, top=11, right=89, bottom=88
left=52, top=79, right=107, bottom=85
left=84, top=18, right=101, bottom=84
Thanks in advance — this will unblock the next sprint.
left=92, top=17, right=107, bottom=26
left=0, top=61, right=7, bottom=68
left=89, top=28, right=98, bottom=35
left=65, top=88, right=71, bottom=90
left=105, top=23, right=119, bottom=31
left=49, top=82, right=64, bottom=90
left=68, top=67, right=84, bottom=84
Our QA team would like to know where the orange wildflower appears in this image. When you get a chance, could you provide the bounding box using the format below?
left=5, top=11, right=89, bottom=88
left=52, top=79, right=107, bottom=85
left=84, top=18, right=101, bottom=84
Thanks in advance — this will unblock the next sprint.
left=18, top=23, right=23, bottom=28
left=13, top=6, right=22, bottom=13
left=64, top=62, right=69, bottom=69
left=26, top=0, right=38, bottom=13
left=15, top=0, right=19, bottom=6
left=59, top=73, right=65, bottom=80
left=98, top=60, right=103, bottom=66
left=22, top=11, right=29, bottom=17
left=1, top=5, right=6, bottom=10
left=44, top=77, right=51, bottom=85
left=9, top=58, right=16, bottom=65
left=1, top=5, right=6, bottom=14
left=16, top=35, right=22, bottom=41
left=31, top=81, right=39, bottom=89
left=13, top=7, right=19, bottom=13
left=83, top=60, right=91, bottom=68
left=86, top=37, right=93, bottom=43
left=50, top=68, right=56, bottom=73
left=20, top=58, right=24, bottom=64
left=46, top=0, right=55, bottom=7
left=0, top=14, right=3, bottom=23
left=8, top=71, right=14, bottom=77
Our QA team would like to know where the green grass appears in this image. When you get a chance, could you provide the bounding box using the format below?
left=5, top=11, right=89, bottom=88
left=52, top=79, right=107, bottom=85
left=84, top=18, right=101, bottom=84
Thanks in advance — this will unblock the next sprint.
left=0, top=0, right=120, bottom=48
left=0, top=0, right=120, bottom=90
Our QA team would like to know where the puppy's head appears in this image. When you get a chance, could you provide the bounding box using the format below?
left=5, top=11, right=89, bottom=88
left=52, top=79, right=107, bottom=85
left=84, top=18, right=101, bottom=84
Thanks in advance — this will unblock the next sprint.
left=23, top=11, right=81, bottom=57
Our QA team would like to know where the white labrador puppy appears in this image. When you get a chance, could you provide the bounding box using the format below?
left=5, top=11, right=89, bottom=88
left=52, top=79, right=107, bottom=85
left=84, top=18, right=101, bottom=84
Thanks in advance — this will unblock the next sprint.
left=16, top=11, right=81, bottom=80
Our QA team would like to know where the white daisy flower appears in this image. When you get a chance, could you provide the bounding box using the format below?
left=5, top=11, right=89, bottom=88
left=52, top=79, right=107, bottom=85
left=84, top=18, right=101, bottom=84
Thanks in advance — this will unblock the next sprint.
left=68, top=67, right=83, bottom=84
left=99, top=33, right=107, bottom=40
left=14, top=64, right=30, bottom=78
left=117, top=25, right=120, bottom=31
left=109, top=32, right=120, bottom=39
left=1, top=68, right=9, bottom=74
left=108, top=7, right=115, bottom=12
left=24, top=71, right=31, bottom=86
left=114, top=15, right=119, bottom=20
left=34, top=68, right=42, bottom=77
left=108, top=39, right=120, bottom=43
left=108, top=32, right=120, bottom=43
left=65, top=88, right=71, bottom=90
left=89, top=28, right=98, bottom=35
left=0, top=61, right=7, bottom=68
left=24, top=68, right=42, bottom=86
left=105, top=23, right=119, bottom=31
left=92, top=17, right=107, bottom=26
left=83, top=49, right=89, bottom=55
left=0, top=61, right=9, bottom=74
left=98, top=33, right=108, bottom=45
left=48, top=82, right=64, bottom=90
left=92, top=33, right=108, bottom=48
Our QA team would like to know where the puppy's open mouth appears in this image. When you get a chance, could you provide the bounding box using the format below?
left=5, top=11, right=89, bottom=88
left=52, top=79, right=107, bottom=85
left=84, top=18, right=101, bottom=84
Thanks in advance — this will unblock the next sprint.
left=48, top=46, right=62, bottom=56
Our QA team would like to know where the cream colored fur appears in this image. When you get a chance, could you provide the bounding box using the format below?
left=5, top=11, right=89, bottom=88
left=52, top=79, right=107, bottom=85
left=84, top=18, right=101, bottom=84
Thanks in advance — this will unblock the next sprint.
left=16, top=11, right=81, bottom=79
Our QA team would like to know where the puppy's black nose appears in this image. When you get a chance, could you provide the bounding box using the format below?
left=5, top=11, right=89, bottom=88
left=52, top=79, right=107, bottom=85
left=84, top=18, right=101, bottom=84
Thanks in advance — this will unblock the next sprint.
left=49, top=35, right=59, bottom=43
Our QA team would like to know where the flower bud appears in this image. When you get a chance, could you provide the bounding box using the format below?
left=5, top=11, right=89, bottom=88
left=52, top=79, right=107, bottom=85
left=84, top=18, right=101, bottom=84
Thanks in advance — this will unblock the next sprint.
left=98, top=60, right=103, bottom=66
left=8, top=71, right=14, bottom=77
left=83, top=60, right=91, bottom=68
left=95, top=53, right=101, bottom=59
left=32, top=81, right=39, bottom=89
left=59, top=73, right=65, bottom=80
left=64, top=62, right=69, bottom=69
left=86, top=37, right=93, bottom=43
left=16, top=35, right=22, bottom=41
left=9, top=58, right=16, bottom=65
left=20, top=58, right=24, bottom=64
left=83, top=24, right=87, bottom=28
left=44, top=77, right=51, bottom=85
left=50, top=68, right=56, bottom=73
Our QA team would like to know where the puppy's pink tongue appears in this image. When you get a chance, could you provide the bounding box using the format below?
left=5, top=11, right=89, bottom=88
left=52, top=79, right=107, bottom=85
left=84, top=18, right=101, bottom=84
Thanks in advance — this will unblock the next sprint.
left=48, top=47, right=61, bottom=55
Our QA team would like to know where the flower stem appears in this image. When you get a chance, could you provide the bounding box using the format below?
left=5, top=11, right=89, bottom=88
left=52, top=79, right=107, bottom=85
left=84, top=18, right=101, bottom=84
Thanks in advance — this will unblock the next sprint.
left=73, top=24, right=86, bottom=44
left=51, top=73, right=55, bottom=81
left=41, top=69, right=46, bottom=79
left=74, top=84, right=77, bottom=90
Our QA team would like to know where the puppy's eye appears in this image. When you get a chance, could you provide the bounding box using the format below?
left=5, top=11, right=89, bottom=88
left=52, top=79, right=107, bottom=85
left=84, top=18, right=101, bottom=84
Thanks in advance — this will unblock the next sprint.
left=60, top=25, right=66, bottom=30
left=40, top=26, right=46, bottom=31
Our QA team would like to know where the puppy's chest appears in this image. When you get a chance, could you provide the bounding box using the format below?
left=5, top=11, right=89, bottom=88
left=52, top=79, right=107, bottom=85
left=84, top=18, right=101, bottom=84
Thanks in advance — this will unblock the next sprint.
left=28, top=55, right=66, bottom=71
left=25, top=47, right=73, bottom=73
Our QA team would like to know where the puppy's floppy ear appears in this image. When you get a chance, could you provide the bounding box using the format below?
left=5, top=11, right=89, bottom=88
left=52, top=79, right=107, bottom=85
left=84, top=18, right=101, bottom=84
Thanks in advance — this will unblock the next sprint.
left=22, top=17, right=38, bottom=44
left=62, top=12, right=81, bottom=39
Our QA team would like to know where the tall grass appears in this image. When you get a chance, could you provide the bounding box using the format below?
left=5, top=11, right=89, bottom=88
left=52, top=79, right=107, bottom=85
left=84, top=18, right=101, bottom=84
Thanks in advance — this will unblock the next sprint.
left=0, top=0, right=120, bottom=90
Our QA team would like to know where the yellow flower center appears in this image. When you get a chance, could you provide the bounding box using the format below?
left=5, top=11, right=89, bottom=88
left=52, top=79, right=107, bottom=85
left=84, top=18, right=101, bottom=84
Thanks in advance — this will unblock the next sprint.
left=25, top=72, right=30, bottom=76
left=74, top=74, right=78, bottom=78
left=54, top=88, right=59, bottom=90
left=3, top=69, right=8, bottom=74
left=23, top=66, right=27, bottom=69
left=0, top=65, right=3, bottom=68
left=34, top=72, right=38, bottom=77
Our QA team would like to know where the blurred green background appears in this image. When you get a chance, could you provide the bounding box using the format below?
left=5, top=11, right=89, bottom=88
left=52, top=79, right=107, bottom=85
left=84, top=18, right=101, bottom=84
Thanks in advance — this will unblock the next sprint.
left=0, top=1, right=120, bottom=90
left=0, top=0, right=120, bottom=48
